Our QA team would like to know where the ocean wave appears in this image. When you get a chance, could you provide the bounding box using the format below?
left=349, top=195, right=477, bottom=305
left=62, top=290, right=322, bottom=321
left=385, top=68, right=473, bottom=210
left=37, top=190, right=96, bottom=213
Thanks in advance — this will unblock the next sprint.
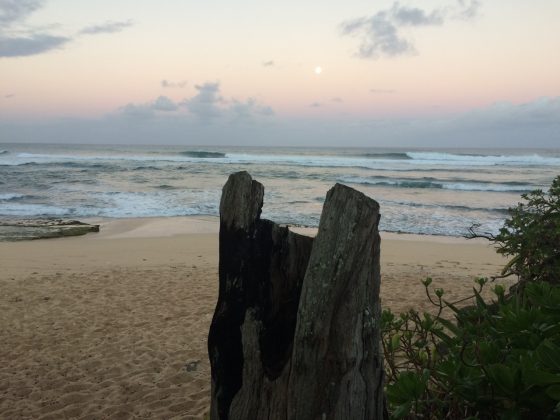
left=360, top=152, right=412, bottom=160
left=0, top=150, right=8, bottom=155
left=0, top=203, right=72, bottom=217
left=340, top=176, right=537, bottom=192
left=405, top=151, right=560, bottom=166
left=380, top=198, right=509, bottom=214
left=179, top=151, right=226, bottom=158
left=4, top=150, right=560, bottom=170
left=0, top=193, right=27, bottom=201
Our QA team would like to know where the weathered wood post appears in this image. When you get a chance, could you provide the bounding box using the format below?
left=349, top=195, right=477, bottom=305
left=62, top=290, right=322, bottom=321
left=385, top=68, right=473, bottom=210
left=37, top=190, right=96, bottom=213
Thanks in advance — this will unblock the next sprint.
left=288, top=183, right=384, bottom=420
left=208, top=172, right=384, bottom=420
left=208, top=171, right=314, bottom=419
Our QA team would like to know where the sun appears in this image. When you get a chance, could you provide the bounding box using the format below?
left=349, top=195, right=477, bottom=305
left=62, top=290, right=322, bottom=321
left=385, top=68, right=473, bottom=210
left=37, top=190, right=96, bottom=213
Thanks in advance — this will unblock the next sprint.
left=314, top=66, right=323, bottom=75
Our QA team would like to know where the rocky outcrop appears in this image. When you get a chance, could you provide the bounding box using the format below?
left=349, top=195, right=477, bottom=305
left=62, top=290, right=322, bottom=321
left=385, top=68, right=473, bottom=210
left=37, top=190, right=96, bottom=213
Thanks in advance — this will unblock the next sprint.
left=0, top=219, right=100, bottom=241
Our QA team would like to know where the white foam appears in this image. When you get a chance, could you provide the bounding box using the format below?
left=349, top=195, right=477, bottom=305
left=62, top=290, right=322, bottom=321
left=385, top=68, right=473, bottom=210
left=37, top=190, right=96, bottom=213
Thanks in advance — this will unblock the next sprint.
left=0, top=193, right=25, bottom=200
left=0, top=203, right=71, bottom=217
left=3, top=150, right=560, bottom=169
left=406, top=152, right=560, bottom=166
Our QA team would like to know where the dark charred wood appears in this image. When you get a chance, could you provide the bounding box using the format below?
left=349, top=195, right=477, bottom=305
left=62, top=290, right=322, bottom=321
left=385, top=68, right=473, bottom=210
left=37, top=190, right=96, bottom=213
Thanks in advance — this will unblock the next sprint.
left=208, top=172, right=313, bottom=420
left=209, top=173, right=384, bottom=420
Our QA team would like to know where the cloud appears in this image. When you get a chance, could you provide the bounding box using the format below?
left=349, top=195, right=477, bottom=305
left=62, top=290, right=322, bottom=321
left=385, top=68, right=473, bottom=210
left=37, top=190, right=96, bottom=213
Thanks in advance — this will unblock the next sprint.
left=117, top=82, right=274, bottom=126
left=120, top=103, right=155, bottom=119
left=309, top=102, right=322, bottom=108
left=161, top=79, right=187, bottom=88
left=332, top=97, right=343, bottom=103
left=457, top=97, right=560, bottom=128
left=0, top=0, right=132, bottom=58
left=230, top=98, right=274, bottom=123
left=341, top=1, right=480, bottom=59
left=0, top=34, right=70, bottom=57
left=341, top=11, right=416, bottom=58
left=0, top=0, right=70, bottom=57
left=454, top=0, right=481, bottom=20
left=390, top=3, right=443, bottom=26
left=2, top=96, right=558, bottom=148
left=262, top=60, right=274, bottom=67
left=0, top=0, right=43, bottom=26
left=182, top=83, right=273, bottom=122
left=4, top=93, right=15, bottom=98
left=181, top=82, right=224, bottom=121
left=152, top=95, right=178, bottom=111
left=119, top=95, right=179, bottom=118
left=79, top=20, right=133, bottom=35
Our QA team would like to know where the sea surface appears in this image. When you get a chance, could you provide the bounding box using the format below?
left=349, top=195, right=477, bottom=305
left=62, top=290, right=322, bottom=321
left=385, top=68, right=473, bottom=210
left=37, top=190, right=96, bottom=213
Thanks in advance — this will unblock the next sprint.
left=1, top=143, right=559, bottom=237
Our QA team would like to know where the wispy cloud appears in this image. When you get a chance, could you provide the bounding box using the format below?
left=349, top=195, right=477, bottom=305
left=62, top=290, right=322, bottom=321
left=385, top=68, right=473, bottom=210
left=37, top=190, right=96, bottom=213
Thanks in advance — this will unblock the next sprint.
left=391, top=3, right=443, bottom=26
left=0, top=0, right=132, bottom=58
left=453, top=0, right=481, bottom=20
left=341, top=1, right=481, bottom=59
left=262, top=60, right=274, bottom=67
left=0, top=0, right=69, bottom=57
left=4, top=93, right=15, bottom=99
left=80, top=20, right=133, bottom=35
left=0, top=34, right=70, bottom=57
left=0, top=0, right=44, bottom=26
left=310, top=102, right=322, bottom=108
left=161, top=79, right=187, bottom=88
left=332, top=97, right=343, bottom=103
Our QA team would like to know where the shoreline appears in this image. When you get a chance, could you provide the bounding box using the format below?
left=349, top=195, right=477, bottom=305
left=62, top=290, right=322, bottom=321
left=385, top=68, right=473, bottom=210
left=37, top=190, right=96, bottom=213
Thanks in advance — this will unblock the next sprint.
left=0, top=216, right=511, bottom=419
left=1, top=213, right=494, bottom=242
left=80, top=215, right=491, bottom=243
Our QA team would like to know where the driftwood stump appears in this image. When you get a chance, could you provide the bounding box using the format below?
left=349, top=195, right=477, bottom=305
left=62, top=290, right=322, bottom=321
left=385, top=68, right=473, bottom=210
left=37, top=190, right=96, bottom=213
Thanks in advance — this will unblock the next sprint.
left=208, top=171, right=384, bottom=420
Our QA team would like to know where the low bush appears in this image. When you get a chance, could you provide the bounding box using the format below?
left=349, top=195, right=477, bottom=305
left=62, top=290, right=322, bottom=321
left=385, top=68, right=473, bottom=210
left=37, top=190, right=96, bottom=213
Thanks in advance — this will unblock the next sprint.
left=468, top=176, right=560, bottom=286
left=382, top=278, right=560, bottom=419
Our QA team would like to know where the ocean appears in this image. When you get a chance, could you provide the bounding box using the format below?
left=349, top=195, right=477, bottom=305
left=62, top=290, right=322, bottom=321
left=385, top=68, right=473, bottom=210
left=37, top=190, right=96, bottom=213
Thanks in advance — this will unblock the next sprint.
left=1, top=143, right=559, bottom=237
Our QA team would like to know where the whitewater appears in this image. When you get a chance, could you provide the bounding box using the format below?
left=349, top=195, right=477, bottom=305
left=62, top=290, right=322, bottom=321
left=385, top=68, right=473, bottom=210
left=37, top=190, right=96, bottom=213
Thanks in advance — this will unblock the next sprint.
left=1, top=143, right=559, bottom=236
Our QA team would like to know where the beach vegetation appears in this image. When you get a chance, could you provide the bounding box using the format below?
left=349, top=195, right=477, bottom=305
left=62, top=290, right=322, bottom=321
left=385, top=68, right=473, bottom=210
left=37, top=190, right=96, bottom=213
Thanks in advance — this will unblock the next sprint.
left=468, top=175, right=560, bottom=287
left=383, top=177, right=560, bottom=418
left=382, top=278, right=560, bottom=419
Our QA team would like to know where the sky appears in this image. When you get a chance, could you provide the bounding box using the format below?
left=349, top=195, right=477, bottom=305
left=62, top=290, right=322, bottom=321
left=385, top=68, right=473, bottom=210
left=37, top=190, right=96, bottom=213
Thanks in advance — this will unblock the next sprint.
left=0, top=0, right=559, bottom=147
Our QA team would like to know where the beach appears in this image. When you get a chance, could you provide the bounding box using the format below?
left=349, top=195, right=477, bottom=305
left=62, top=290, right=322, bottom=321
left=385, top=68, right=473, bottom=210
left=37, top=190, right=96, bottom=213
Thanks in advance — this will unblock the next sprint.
left=0, top=216, right=511, bottom=419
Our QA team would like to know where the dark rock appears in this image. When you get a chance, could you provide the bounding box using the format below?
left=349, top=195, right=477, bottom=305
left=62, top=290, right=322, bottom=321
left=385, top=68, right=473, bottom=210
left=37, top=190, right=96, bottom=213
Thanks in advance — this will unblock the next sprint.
left=0, top=218, right=100, bottom=241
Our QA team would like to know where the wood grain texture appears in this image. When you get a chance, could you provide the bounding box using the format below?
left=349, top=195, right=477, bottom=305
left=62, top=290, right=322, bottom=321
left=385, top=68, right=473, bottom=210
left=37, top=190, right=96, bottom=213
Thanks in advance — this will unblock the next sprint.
left=209, top=173, right=384, bottom=420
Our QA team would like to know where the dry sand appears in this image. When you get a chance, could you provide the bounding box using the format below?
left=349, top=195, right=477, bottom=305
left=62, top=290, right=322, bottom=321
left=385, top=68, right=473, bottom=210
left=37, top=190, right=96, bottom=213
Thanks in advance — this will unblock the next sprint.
left=0, top=216, right=511, bottom=419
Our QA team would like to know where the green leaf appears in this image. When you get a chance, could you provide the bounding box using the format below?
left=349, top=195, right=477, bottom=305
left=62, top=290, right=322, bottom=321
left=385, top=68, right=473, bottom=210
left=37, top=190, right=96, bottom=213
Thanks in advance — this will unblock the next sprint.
left=391, top=401, right=412, bottom=419
left=524, top=369, right=560, bottom=387
left=546, top=385, right=560, bottom=401
left=486, top=364, right=515, bottom=395
left=536, top=339, right=560, bottom=371
left=437, top=317, right=460, bottom=336
left=390, top=334, right=401, bottom=351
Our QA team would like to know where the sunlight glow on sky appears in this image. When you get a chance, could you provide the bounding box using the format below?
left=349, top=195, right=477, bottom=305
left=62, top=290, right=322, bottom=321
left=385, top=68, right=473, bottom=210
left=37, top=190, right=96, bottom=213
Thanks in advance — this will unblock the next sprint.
left=0, top=0, right=559, bottom=146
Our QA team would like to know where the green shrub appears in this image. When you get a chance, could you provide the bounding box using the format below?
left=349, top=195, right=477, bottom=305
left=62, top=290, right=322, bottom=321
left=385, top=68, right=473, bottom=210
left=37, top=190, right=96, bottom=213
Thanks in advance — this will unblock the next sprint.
left=468, top=176, right=560, bottom=286
left=382, top=279, right=560, bottom=419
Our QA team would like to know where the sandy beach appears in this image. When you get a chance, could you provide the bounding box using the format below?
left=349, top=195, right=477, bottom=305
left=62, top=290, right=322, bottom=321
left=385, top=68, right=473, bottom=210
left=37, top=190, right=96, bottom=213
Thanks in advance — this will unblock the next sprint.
left=0, top=216, right=511, bottom=419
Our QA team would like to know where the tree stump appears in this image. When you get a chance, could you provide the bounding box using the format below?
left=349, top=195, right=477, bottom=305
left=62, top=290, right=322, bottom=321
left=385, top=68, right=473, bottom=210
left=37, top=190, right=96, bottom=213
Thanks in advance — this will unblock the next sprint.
left=288, top=183, right=384, bottom=420
left=208, top=172, right=384, bottom=420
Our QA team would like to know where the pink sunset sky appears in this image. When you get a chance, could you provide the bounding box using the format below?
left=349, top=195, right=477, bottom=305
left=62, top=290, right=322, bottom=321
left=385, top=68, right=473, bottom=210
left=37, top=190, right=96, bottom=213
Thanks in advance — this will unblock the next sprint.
left=0, top=0, right=559, bottom=146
